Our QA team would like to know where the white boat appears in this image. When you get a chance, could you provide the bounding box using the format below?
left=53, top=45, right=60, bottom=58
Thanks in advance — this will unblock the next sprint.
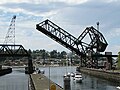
left=67, top=72, right=71, bottom=76
left=63, top=72, right=71, bottom=77
left=117, top=86, right=120, bottom=89
left=74, top=72, right=82, bottom=83
left=70, top=72, right=75, bottom=77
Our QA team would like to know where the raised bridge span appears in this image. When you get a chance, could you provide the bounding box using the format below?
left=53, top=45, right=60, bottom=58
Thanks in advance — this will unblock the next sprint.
left=36, top=19, right=117, bottom=68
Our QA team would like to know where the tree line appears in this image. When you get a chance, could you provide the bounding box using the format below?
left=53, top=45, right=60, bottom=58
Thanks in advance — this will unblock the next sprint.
left=117, top=52, right=120, bottom=69
left=30, top=49, right=68, bottom=59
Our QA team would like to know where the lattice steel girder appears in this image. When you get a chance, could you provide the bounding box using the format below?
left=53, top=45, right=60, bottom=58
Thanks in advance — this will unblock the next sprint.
left=77, top=26, right=108, bottom=52
left=4, top=15, right=16, bottom=44
left=36, top=19, right=85, bottom=56
left=36, top=19, right=108, bottom=58
left=0, top=44, right=30, bottom=57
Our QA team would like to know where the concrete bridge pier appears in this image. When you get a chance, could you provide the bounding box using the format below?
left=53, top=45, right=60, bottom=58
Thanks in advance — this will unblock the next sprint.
left=25, top=56, right=34, bottom=74
left=28, top=56, right=34, bottom=74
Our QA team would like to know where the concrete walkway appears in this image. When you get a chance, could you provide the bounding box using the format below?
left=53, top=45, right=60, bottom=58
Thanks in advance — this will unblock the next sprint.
left=30, top=73, right=63, bottom=90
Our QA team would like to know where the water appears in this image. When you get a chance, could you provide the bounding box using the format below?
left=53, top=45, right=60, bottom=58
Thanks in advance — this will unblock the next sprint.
left=0, top=68, right=28, bottom=90
left=0, top=66, right=119, bottom=90
left=40, top=66, right=119, bottom=90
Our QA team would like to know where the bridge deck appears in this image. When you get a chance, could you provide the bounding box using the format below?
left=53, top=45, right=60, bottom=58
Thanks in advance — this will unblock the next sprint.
left=30, top=73, right=63, bottom=90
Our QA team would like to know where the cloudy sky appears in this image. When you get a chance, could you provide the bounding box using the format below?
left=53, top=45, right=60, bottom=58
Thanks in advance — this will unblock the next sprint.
left=0, top=0, right=120, bottom=55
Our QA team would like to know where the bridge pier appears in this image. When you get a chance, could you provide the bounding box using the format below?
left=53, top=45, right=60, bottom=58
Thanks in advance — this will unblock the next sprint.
left=25, top=56, right=34, bottom=74
left=28, top=56, right=34, bottom=74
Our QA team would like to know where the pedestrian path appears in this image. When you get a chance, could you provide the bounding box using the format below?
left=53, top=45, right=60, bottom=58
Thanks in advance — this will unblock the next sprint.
left=30, top=73, right=63, bottom=90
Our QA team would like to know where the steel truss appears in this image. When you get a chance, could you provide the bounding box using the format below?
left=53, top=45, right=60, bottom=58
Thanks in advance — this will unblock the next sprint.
left=36, top=19, right=85, bottom=56
left=4, top=15, right=16, bottom=44
left=36, top=20, right=108, bottom=56
left=76, top=26, right=108, bottom=54
left=0, top=44, right=30, bottom=57
left=0, top=44, right=34, bottom=74
left=36, top=20, right=118, bottom=68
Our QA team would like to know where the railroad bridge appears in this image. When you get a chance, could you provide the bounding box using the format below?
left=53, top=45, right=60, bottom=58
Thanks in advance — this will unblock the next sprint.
left=0, top=44, right=34, bottom=74
left=0, top=15, right=34, bottom=74
left=1, top=17, right=118, bottom=74
left=36, top=19, right=118, bottom=69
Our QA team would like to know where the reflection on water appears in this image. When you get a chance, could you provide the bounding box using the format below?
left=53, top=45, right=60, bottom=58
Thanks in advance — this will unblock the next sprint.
left=40, top=66, right=119, bottom=90
left=0, top=67, right=119, bottom=90
left=72, top=74, right=116, bottom=90
left=0, top=68, right=28, bottom=90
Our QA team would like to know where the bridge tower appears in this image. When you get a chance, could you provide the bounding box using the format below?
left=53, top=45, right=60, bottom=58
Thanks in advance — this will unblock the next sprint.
left=3, top=15, right=34, bottom=74
left=4, top=15, right=16, bottom=45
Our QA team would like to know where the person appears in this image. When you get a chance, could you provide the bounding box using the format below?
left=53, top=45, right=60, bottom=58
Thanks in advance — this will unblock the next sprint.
left=38, top=70, right=41, bottom=74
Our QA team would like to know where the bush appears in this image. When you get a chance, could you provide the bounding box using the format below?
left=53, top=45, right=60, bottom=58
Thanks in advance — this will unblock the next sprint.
left=117, top=52, right=120, bottom=69
left=117, top=60, right=120, bottom=69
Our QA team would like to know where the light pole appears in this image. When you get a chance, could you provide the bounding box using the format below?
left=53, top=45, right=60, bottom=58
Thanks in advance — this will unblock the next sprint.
left=49, top=58, right=50, bottom=90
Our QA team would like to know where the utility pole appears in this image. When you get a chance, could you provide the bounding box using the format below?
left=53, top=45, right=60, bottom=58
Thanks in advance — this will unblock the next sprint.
left=96, top=22, right=100, bottom=68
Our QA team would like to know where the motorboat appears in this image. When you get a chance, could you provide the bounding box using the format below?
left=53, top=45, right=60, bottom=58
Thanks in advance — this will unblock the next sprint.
left=63, top=72, right=71, bottom=77
left=117, top=86, right=120, bottom=89
left=74, top=72, right=82, bottom=83
left=70, top=72, right=75, bottom=77
left=67, top=72, right=71, bottom=77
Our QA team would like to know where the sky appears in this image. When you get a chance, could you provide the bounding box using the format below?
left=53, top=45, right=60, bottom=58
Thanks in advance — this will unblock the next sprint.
left=0, top=0, right=120, bottom=55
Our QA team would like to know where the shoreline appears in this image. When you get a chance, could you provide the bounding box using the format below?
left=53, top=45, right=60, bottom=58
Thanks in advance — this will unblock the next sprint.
left=2, top=65, right=78, bottom=68
left=0, top=68, right=12, bottom=76
left=80, top=67, right=120, bottom=85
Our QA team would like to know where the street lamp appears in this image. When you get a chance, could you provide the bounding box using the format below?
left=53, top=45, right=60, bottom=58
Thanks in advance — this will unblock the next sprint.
left=49, top=58, right=50, bottom=90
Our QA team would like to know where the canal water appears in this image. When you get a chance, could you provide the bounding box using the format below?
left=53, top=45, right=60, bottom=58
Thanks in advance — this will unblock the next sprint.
left=0, top=68, right=28, bottom=90
left=0, top=66, right=119, bottom=90
left=40, top=66, right=119, bottom=90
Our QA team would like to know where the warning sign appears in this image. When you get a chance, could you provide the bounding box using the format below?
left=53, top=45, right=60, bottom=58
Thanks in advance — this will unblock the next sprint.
left=50, top=84, right=56, bottom=90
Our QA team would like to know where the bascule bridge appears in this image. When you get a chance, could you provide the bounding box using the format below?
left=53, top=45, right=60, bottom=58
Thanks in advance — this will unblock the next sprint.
left=36, top=19, right=117, bottom=68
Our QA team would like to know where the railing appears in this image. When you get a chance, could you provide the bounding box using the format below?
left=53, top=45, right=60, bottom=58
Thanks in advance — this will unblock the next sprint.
left=0, top=44, right=30, bottom=57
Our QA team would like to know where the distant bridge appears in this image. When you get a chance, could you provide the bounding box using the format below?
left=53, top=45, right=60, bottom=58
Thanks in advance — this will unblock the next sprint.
left=1, top=15, right=34, bottom=74
left=0, top=44, right=34, bottom=74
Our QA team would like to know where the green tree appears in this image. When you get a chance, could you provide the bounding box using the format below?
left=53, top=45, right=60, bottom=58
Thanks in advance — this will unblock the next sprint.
left=57, top=52, right=61, bottom=59
left=40, top=49, right=49, bottom=59
left=117, top=52, right=120, bottom=69
left=60, top=51, right=67, bottom=59
left=50, top=50, right=57, bottom=58
left=32, top=50, right=40, bottom=59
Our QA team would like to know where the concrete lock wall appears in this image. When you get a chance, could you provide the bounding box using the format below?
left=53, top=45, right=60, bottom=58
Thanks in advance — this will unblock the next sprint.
left=80, top=68, right=120, bottom=84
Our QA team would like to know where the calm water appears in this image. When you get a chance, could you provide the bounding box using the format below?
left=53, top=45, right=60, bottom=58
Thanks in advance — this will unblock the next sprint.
left=0, top=68, right=28, bottom=90
left=0, top=66, right=119, bottom=90
left=40, top=66, right=119, bottom=90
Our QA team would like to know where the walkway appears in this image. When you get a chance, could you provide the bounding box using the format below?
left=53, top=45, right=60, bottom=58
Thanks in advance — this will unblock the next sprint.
left=30, top=73, right=63, bottom=90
